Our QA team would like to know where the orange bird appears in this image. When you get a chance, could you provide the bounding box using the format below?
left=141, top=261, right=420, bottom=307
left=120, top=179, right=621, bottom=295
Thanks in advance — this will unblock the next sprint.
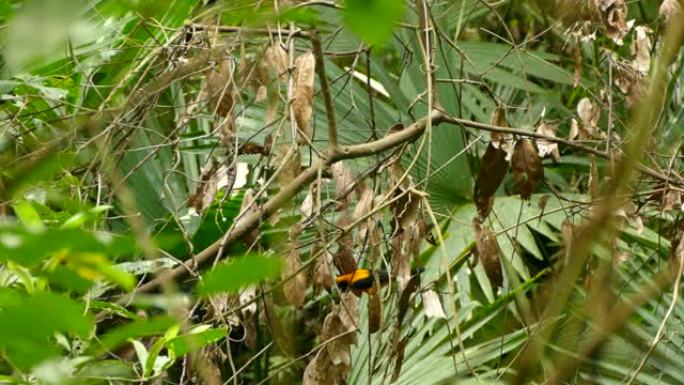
left=335, top=268, right=424, bottom=293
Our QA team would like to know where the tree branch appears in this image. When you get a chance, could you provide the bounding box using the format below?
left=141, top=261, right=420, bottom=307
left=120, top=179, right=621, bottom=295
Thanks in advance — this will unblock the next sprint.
left=310, top=29, right=338, bottom=148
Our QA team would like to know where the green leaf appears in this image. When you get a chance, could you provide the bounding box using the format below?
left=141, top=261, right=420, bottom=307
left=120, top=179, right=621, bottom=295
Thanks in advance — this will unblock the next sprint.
left=0, top=292, right=94, bottom=370
left=343, top=0, right=405, bottom=46
left=95, top=316, right=178, bottom=354
left=12, top=200, right=44, bottom=230
left=196, top=254, right=282, bottom=296
left=167, top=327, right=227, bottom=357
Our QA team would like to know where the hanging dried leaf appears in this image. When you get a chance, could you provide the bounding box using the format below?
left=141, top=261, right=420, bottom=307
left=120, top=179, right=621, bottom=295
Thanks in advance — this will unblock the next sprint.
left=511, top=139, right=544, bottom=200
left=300, top=186, right=315, bottom=218
left=334, top=212, right=357, bottom=274
left=276, top=149, right=302, bottom=190
left=303, top=349, right=332, bottom=385
left=337, top=292, right=360, bottom=336
left=474, top=143, right=509, bottom=219
left=312, top=241, right=335, bottom=291
left=292, top=52, right=315, bottom=144
left=473, top=219, right=502, bottom=287
left=283, top=225, right=307, bottom=307
left=205, top=50, right=235, bottom=117
left=396, top=272, right=421, bottom=326
left=392, top=233, right=411, bottom=291
left=367, top=289, right=382, bottom=333
left=421, top=290, right=446, bottom=319
left=631, top=26, right=652, bottom=75
left=390, top=336, right=409, bottom=383
left=188, top=161, right=222, bottom=214
left=321, top=312, right=351, bottom=367
left=594, top=0, right=632, bottom=45
left=659, top=0, right=681, bottom=24
left=265, top=44, right=289, bottom=80
left=577, top=97, right=600, bottom=138
left=353, top=183, right=374, bottom=241
left=331, top=163, right=354, bottom=211
left=536, top=122, right=561, bottom=162
left=489, top=105, right=514, bottom=157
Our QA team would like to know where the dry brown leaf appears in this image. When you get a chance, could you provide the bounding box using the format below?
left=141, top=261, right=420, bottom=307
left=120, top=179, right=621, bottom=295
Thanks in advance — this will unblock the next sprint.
left=421, top=290, right=446, bottom=319
left=303, top=349, right=332, bottom=385
left=188, top=161, right=222, bottom=214
left=205, top=51, right=235, bottom=117
left=312, top=241, right=335, bottom=291
left=511, top=139, right=544, bottom=200
left=264, top=44, right=289, bottom=81
left=660, top=0, right=682, bottom=24
left=331, top=163, right=354, bottom=211
left=663, top=189, right=682, bottom=211
left=334, top=212, right=357, bottom=274
left=589, top=156, right=600, bottom=200
left=536, top=122, right=561, bottom=162
left=474, top=219, right=502, bottom=287
left=321, top=312, right=351, bottom=367
left=577, top=97, right=600, bottom=138
left=594, top=0, right=632, bottom=45
left=367, top=290, right=382, bottom=333
left=276, top=149, right=302, bottom=191
left=390, top=336, right=409, bottom=383
left=338, top=292, right=360, bottom=335
left=392, top=233, right=411, bottom=291
left=631, top=26, right=652, bottom=75
left=474, top=143, right=509, bottom=219
left=283, top=225, right=307, bottom=307
left=292, top=52, right=315, bottom=144
left=489, top=106, right=514, bottom=157
left=300, top=186, right=315, bottom=218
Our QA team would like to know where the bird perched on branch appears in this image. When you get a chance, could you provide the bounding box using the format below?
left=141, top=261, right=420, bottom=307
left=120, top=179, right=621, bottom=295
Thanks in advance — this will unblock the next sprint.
left=335, top=267, right=424, bottom=293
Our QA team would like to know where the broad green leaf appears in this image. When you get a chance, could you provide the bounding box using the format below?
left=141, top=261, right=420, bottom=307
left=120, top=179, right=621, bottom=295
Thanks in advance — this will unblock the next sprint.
left=12, top=200, right=44, bottom=230
left=196, top=254, right=282, bottom=296
left=343, top=0, right=405, bottom=46
left=0, top=292, right=94, bottom=370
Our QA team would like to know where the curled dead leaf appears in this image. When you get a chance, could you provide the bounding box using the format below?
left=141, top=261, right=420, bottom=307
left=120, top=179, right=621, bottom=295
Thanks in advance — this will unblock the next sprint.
left=292, top=52, right=315, bottom=144
left=303, top=349, right=332, bottom=385
left=474, top=143, right=508, bottom=219
left=631, top=26, right=652, bottom=75
left=594, top=0, right=632, bottom=45
left=536, top=122, right=561, bottom=162
left=561, top=219, right=575, bottom=265
left=511, top=139, right=544, bottom=200
left=577, top=97, right=601, bottom=138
